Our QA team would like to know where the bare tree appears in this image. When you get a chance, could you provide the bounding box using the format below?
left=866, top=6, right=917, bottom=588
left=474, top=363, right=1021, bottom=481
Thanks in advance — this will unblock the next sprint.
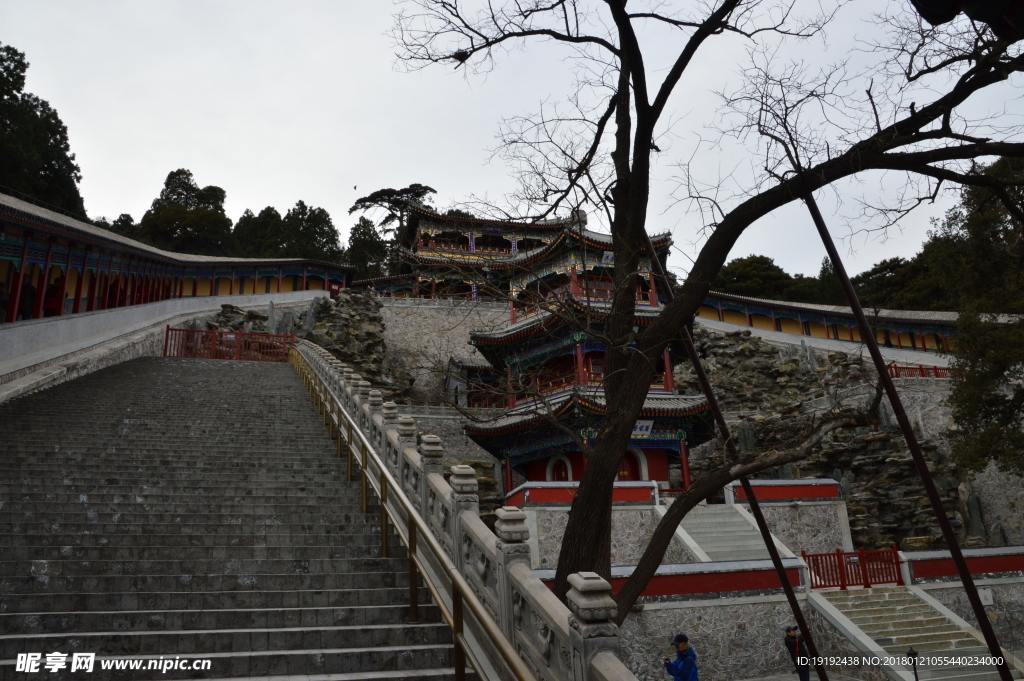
left=391, top=0, right=1024, bottom=603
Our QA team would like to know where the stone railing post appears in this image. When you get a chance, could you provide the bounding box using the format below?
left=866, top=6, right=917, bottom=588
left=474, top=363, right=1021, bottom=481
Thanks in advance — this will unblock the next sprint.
left=346, top=372, right=361, bottom=411
left=494, top=506, right=531, bottom=639
left=396, top=415, right=416, bottom=488
left=367, top=390, right=383, bottom=449
left=381, top=402, right=398, bottom=473
left=357, top=381, right=371, bottom=430
left=419, top=434, right=444, bottom=521
left=567, top=572, right=620, bottom=681
left=449, top=464, right=479, bottom=572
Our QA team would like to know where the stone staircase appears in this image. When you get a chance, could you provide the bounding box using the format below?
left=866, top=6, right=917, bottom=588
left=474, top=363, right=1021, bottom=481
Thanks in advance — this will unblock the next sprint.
left=0, top=357, right=458, bottom=680
left=680, top=504, right=771, bottom=561
left=821, top=586, right=1021, bottom=681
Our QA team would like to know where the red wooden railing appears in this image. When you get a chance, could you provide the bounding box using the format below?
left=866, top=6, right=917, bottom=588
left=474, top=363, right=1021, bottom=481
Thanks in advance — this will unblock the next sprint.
left=887, top=363, right=951, bottom=379
left=801, top=547, right=903, bottom=589
left=163, top=326, right=294, bottom=362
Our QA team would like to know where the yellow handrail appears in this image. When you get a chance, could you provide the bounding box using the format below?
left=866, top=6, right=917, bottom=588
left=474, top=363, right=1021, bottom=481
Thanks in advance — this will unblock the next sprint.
left=289, top=348, right=537, bottom=681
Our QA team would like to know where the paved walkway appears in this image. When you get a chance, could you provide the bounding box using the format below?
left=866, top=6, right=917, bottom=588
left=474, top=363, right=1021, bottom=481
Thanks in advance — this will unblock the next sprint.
left=697, top=317, right=950, bottom=367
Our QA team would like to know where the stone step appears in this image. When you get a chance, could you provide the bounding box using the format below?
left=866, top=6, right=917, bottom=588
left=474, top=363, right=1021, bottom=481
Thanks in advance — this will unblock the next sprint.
left=0, top=357, right=455, bottom=680
left=1, top=523, right=390, bottom=538
left=0, top=556, right=412, bottom=577
left=2, top=510, right=385, bottom=524
left=4, top=545, right=394, bottom=561
left=862, top=621, right=961, bottom=637
left=0, top=604, right=441, bottom=635
left=1, top=568, right=415, bottom=594
left=0, top=587, right=432, bottom=614
left=876, top=631, right=980, bottom=648
left=1, top=502, right=372, bottom=515
left=849, top=612, right=945, bottom=626
left=0, top=622, right=452, bottom=658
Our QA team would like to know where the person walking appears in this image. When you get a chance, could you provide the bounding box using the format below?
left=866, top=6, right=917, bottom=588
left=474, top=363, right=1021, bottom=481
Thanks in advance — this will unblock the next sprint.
left=784, top=625, right=811, bottom=681
left=663, top=633, right=698, bottom=681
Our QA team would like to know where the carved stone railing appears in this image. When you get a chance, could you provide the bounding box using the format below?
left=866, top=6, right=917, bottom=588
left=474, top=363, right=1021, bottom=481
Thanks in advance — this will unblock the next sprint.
left=291, top=339, right=638, bottom=681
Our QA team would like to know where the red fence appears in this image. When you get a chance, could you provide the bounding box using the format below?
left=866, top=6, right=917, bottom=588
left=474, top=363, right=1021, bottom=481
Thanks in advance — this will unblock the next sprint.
left=163, top=326, right=294, bottom=362
left=888, top=363, right=951, bottom=379
left=802, top=547, right=903, bottom=589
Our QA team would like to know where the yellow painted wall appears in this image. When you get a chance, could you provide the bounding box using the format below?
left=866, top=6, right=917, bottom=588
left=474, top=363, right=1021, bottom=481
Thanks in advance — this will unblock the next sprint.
left=805, top=321, right=827, bottom=338
left=924, top=334, right=940, bottom=350
left=66, top=268, right=79, bottom=296
left=197, top=278, right=212, bottom=296
left=308, top=278, right=324, bottom=291
left=280, top=277, right=295, bottom=292
left=723, top=310, right=747, bottom=326
left=750, top=314, right=774, bottom=331
left=698, top=305, right=720, bottom=320
left=898, top=332, right=916, bottom=349
left=778, top=318, right=801, bottom=335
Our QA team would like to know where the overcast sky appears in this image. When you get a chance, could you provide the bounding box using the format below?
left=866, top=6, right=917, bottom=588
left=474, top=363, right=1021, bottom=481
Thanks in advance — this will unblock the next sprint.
left=3, top=1, right=1005, bottom=279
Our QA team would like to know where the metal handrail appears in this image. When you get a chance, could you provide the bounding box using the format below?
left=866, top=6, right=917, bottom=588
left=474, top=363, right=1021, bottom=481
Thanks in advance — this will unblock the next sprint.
left=288, top=347, right=537, bottom=681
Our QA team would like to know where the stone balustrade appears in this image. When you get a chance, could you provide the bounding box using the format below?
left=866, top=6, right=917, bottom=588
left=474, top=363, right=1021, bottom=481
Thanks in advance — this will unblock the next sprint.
left=294, top=339, right=638, bottom=681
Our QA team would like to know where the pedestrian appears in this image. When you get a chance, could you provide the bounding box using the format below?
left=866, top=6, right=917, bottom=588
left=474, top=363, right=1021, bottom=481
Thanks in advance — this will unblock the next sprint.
left=784, top=625, right=810, bottom=681
left=662, top=633, right=698, bottom=681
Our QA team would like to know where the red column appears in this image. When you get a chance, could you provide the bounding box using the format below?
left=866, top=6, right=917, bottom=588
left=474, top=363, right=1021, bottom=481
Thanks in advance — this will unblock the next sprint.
left=5, top=240, right=30, bottom=323
left=648, top=275, right=657, bottom=306
left=71, top=261, right=86, bottom=314
left=118, top=268, right=129, bottom=307
left=575, top=343, right=586, bottom=386
left=301, top=267, right=307, bottom=291
left=54, top=268, right=70, bottom=316
left=99, top=272, right=111, bottom=310
left=569, top=266, right=582, bottom=296
left=86, top=269, right=98, bottom=312
left=506, top=366, right=516, bottom=409
left=679, top=441, right=691, bottom=490
left=277, top=268, right=282, bottom=292
left=662, top=350, right=674, bottom=392
left=230, top=271, right=236, bottom=295
left=33, top=246, right=54, bottom=319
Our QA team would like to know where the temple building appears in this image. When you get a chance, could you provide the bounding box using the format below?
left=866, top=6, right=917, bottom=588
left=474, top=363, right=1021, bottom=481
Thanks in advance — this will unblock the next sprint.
left=353, top=204, right=592, bottom=298
left=0, top=192, right=354, bottom=323
left=406, top=207, right=717, bottom=497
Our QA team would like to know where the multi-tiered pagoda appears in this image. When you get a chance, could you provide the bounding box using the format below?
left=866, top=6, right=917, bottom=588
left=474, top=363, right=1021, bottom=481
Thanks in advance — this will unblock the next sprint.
left=353, top=204, right=714, bottom=497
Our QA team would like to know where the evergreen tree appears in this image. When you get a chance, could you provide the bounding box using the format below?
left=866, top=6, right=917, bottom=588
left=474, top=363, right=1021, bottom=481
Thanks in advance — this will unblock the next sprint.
left=347, top=216, right=387, bottom=280
left=0, top=42, right=86, bottom=216
left=136, top=169, right=235, bottom=255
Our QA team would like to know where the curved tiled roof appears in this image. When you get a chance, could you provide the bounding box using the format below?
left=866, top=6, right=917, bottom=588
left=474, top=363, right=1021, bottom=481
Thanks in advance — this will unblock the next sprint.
left=463, top=388, right=709, bottom=436
left=704, top=290, right=1014, bottom=325
left=0, top=192, right=355, bottom=272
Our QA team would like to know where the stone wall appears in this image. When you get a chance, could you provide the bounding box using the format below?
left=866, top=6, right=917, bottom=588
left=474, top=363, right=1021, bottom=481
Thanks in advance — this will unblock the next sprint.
left=758, top=502, right=851, bottom=555
left=618, top=597, right=887, bottom=681
left=969, top=462, right=1024, bottom=547
left=531, top=508, right=692, bottom=569
left=926, top=581, right=1024, bottom=652
left=379, top=298, right=507, bottom=402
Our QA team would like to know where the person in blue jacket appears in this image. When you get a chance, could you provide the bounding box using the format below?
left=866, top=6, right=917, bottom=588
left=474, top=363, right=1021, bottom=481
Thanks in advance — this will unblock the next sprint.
left=662, top=633, right=699, bottom=681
